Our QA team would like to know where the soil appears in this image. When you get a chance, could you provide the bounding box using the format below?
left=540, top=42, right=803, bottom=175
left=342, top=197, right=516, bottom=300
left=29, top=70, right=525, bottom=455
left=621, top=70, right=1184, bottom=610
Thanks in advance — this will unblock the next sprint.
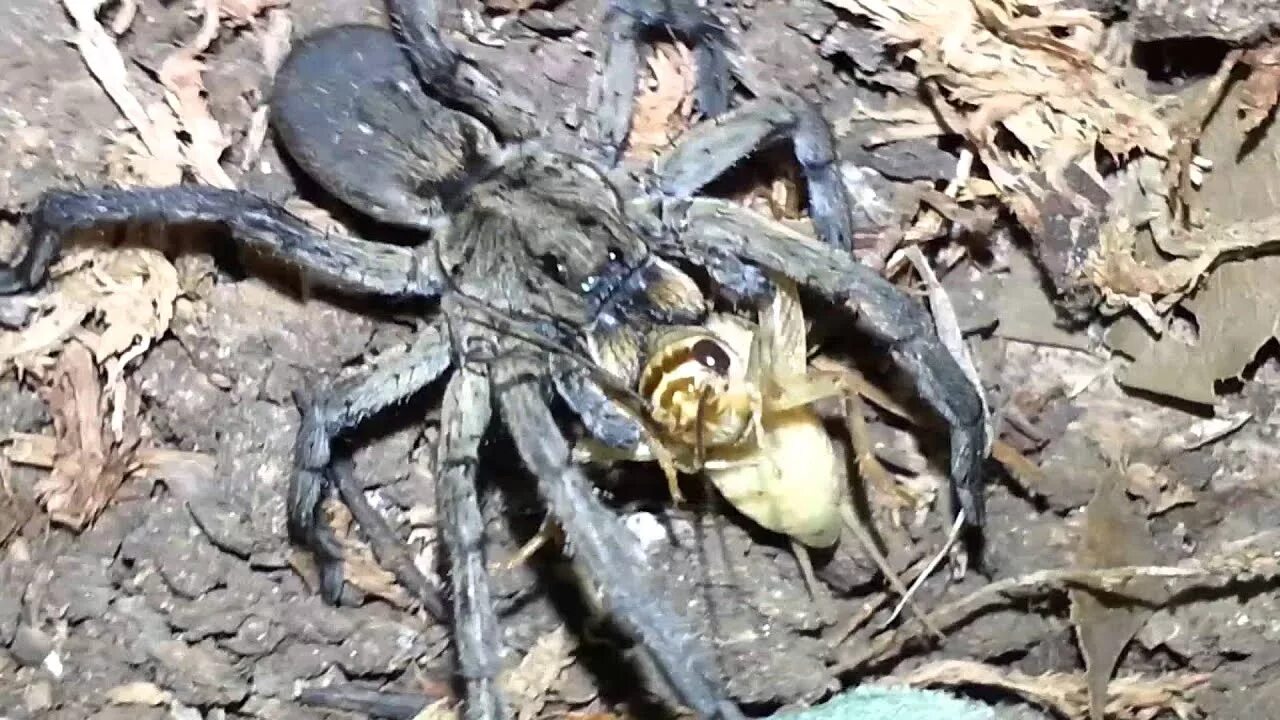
left=2, top=1, right=1279, bottom=720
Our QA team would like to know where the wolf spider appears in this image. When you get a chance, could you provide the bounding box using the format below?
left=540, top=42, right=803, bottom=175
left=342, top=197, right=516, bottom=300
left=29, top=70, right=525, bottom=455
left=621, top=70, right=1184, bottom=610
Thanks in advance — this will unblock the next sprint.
left=0, top=0, right=987, bottom=717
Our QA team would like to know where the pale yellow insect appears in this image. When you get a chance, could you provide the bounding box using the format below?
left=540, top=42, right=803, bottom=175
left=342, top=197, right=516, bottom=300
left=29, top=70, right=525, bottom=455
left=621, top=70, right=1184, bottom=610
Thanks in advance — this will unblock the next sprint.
left=570, top=275, right=852, bottom=555
left=634, top=278, right=845, bottom=549
left=566, top=277, right=937, bottom=628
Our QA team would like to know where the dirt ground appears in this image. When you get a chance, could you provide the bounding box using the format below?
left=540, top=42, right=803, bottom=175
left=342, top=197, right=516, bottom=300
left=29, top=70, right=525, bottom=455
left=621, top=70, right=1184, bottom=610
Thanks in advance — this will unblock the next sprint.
left=2, top=1, right=1280, bottom=719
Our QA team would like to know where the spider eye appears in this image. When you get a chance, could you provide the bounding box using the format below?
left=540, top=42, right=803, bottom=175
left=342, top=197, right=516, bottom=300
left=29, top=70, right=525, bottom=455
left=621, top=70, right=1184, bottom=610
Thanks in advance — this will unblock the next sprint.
left=691, top=339, right=731, bottom=376
left=539, top=252, right=568, bottom=284
left=607, top=246, right=624, bottom=264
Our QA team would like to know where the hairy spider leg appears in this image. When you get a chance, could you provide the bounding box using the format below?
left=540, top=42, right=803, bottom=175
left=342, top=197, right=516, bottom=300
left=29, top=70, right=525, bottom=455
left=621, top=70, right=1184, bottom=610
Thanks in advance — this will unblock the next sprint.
left=293, top=322, right=454, bottom=615
left=437, top=366, right=507, bottom=720
left=592, top=0, right=735, bottom=164
left=552, top=357, right=647, bottom=450
left=655, top=92, right=859, bottom=252
left=670, top=199, right=988, bottom=527
left=0, top=187, right=436, bottom=297
left=498, top=378, right=745, bottom=720
left=329, top=455, right=447, bottom=620
left=385, top=0, right=538, bottom=141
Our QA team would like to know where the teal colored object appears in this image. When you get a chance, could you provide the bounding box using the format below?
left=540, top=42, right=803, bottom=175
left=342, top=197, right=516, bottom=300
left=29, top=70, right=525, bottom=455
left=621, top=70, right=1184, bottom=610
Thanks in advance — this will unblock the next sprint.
left=770, top=686, right=997, bottom=720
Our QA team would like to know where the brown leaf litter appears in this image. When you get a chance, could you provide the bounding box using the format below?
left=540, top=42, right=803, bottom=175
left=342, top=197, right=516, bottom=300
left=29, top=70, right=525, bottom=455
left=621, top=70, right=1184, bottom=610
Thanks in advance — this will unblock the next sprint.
left=0, top=244, right=179, bottom=378
left=1108, top=252, right=1280, bottom=405
left=407, top=626, right=577, bottom=720
left=825, top=0, right=1171, bottom=201
left=2, top=341, right=213, bottom=530
left=625, top=42, right=697, bottom=161
left=890, top=659, right=1205, bottom=720
left=1070, top=468, right=1168, bottom=720
left=1, top=0, right=284, bottom=530
left=1237, top=44, right=1280, bottom=137
left=1093, top=63, right=1280, bottom=405
left=19, top=0, right=284, bottom=374
left=835, top=529, right=1280, bottom=679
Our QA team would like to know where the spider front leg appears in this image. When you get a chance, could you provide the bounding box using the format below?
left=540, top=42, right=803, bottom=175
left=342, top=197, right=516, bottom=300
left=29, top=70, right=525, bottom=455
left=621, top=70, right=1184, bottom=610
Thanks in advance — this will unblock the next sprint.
left=0, top=187, right=436, bottom=298
left=292, top=322, right=453, bottom=613
left=498, top=378, right=744, bottom=720
left=656, top=93, right=858, bottom=251
left=670, top=199, right=988, bottom=527
left=592, top=0, right=735, bottom=163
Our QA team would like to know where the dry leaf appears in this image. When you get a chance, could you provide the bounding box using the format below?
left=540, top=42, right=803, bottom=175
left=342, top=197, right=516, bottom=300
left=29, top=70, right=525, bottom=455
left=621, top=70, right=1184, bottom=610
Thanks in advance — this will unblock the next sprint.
left=825, top=0, right=1170, bottom=183
left=893, top=659, right=1205, bottom=720
left=626, top=43, right=696, bottom=161
left=159, top=0, right=235, bottom=188
left=105, top=681, right=173, bottom=706
left=0, top=245, right=180, bottom=379
left=501, top=626, right=576, bottom=720
left=1124, top=463, right=1195, bottom=518
left=1114, top=255, right=1280, bottom=405
left=1071, top=470, right=1168, bottom=720
left=62, top=0, right=183, bottom=184
left=28, top=342, right=142, bottom=530
left=1239, top=45, right=1280, bottom=133
left=1158, top=412, right=1251, bottom=453
left=238, top=8, right=293, bottom=170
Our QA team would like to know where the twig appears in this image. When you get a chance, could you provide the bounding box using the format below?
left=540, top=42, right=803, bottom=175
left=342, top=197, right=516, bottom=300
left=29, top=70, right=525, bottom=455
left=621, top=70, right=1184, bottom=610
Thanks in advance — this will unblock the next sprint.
left=884, top=509, right=963, bottom=630
left=833, top=551, right=1279, bottom=675
left=827, top=554, right=936, bottom=648
left=839, top=500, right=942, bottom=639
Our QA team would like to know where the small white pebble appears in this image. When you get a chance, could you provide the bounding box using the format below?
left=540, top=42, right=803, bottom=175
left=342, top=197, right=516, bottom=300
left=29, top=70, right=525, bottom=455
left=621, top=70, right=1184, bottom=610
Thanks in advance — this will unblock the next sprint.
left=623, top=512, right=667, bottom=551
left=42, top=652, right=63, bottom=679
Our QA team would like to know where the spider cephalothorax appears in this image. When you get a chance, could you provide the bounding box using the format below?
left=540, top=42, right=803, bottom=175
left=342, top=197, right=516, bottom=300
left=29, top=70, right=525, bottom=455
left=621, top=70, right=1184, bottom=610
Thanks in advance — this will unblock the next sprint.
left=0, top=1, right=987, bottom=718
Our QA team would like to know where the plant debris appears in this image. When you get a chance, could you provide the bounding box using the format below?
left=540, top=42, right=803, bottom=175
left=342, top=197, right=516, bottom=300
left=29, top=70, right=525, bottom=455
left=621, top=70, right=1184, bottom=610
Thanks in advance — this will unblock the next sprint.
left=1238, top=44, right=1280, bottom=133
left=624, top=42, right=696, bottom=161
left=824, top=0, right=1171, bottom=272
left=6, top=342, right=137, bottom=529
left=504, top=626, right=576, bottom=720
left=1070, top=469, right=1168, bottom=720
left=890, top=659, right=1206, bottom=720
left=1111, top=253, right=1280, bottom=405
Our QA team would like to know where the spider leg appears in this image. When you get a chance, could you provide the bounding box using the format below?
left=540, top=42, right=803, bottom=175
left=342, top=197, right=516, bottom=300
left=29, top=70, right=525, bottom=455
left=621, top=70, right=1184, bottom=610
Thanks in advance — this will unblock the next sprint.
left=592, top=0, right=734, bottom=164
left=292, top=321, right=453, bottom=611
left=551, top=361, right=645, bottom=451
left=384, top=0, right=538, bottom=141
left=0, top=187, right=438, bottom=298
left=498, top=379, right=744, bottom=720
left=436, top=365, right=506, bottom=720
left=655, top=93, right=857, bottom=251
left=329, top=455, right=447, bottom=619
left=669, top=199, right=987, bottom=526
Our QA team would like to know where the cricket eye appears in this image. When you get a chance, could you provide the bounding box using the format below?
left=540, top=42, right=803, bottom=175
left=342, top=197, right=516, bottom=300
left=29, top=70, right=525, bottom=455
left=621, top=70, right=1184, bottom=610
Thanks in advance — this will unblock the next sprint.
left=691, top=338, right=731, bottom=376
